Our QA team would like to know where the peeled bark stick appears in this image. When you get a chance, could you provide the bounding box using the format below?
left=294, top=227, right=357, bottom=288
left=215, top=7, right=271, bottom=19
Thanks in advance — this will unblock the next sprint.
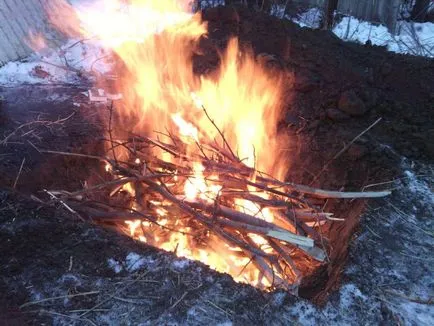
left=255, top=176, right=392, bottom=199
left=233, top=174, right=391, bottom=200
left=184, top=199, right=314, bottom=247
left=288, top=210, right=334, bottom=222
left=284, top=211, right=323, bottom=243
left=213, top=215, right=313, bottom=247
left=283, top=183, right=392, bottom=199
left=298, top=245, right=327, bottom=262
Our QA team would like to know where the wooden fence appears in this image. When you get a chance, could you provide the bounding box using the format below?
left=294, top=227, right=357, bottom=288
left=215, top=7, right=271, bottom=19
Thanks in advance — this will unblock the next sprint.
left=0, top=0, right=66, bottom=66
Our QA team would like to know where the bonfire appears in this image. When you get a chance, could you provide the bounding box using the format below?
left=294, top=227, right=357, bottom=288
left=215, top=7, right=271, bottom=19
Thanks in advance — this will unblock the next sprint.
left=44, top=0, right=390, bottom=294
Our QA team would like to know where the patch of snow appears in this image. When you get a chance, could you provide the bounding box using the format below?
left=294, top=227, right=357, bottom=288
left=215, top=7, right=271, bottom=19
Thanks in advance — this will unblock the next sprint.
left=270, top=291, right=287, bottom=307
left=0, top=38, right=112, bottom=85
left=338, top=284, right=367, bottom=309
left=288, top=7, right=434, bottom=58
left=125, top=252, right=148, bottom=272
left=58, top=274, right=82, bottom=287
left=399, top=301, right=434, bottom=326
left=332, top=18, right=434, bottom=57
left=333, top=17, right=389, bottom=44
left=216, top=322, right=233, bottom=326
left=28, top=287, right=43, bottom=302
left=199, top=0, right=224, bottom=9
left=290, top=8, right=323, bottom=29
left=107, top=258, right=123, bottom=273
left=403, top=169, right=434, bottom=206
left=286, top=300, right=318, bottom=325
left=171, top=259, right=191, bottom=270
left=270, top=4, right=286, bottom=19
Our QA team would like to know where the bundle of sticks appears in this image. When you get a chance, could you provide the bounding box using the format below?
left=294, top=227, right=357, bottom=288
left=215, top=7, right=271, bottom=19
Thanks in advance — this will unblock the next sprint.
left=44, top=106, right=391, bottom=293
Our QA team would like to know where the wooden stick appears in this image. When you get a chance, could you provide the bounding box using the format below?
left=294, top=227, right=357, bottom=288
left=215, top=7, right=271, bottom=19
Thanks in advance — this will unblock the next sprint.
left=310, top=117, right=383, bottom=184
left=281, top=183, right=391, bottom=199
left=184, top=199, right=314, bottom=247
left=107, top=136, right=391, bottom=199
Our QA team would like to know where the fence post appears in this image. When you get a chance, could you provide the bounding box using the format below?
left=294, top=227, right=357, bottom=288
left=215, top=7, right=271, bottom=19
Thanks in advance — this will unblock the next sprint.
left=386, top=0, right=401, bottom=35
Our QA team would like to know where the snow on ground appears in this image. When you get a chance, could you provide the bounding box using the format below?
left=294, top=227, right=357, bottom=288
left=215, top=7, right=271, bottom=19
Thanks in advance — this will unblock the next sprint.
left=0, top=39, right=111, bottom=85
left=289, top=7, right=322, bottom=29
left=284, top=6, right=434, bottom=58
left=1, top=3, right=433, bottom=85
left=107, top=252, right=157, bottom=273
left=333, top=18, right=434, bottom=57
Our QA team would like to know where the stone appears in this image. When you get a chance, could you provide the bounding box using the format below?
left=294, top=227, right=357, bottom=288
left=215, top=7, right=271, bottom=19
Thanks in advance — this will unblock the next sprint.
left=338, top=90, right=368, bottom=116
left=326, top=108, right=350, bottom=121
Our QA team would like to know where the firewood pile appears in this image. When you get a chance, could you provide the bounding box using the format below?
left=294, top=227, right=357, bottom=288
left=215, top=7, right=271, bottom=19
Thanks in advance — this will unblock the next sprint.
left=45, top=103, right=391, bottom=294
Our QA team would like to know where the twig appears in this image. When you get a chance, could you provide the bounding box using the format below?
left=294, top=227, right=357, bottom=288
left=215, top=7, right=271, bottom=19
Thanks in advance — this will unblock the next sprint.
left=79, top=271, right=149, bottom=317
left=28, top=309, right=97, bottom=326
left=0, top=112, right=75, bottom=145
left=13, top=157, right=26, bottom=189
left=41, top=150, right=108, bottom=162
left=44, top=190, right=85, bottom=221
left=199, top=101, right=238, bottom=161
left=20, top=291, right=99, bottom=308
left=311, top=117, right=383, bottom=184
left=107, top=102, right=118, bottom=163
left=384, top=289, right=433, bottom=305
left=169, top=291, right=188, bottom=310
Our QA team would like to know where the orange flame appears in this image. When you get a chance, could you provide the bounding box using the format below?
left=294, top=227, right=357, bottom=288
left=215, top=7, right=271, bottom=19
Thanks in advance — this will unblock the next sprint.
left=50, top=0, right=293, bottom=289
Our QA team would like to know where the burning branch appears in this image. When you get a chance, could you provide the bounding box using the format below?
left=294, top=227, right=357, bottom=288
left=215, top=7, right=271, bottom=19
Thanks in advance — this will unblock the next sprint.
left=43, top=121, right=391, bottom=293
left=32, top=0, right=392, bottom=296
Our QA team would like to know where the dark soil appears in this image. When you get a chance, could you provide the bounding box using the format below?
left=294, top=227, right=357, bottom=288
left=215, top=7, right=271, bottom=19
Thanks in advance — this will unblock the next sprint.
left=0, top=5, right=433, bottom=325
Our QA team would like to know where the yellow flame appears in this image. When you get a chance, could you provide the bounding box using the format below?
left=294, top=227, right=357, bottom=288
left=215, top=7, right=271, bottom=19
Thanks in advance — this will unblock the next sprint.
left=50, top=0, right=293, bottom=289
left=172, top=113, right=199, bottom=142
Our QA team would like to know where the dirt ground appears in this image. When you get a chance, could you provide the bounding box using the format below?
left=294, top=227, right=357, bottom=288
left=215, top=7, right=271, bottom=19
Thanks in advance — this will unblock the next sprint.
left=0, top=5, right=433, bottom=325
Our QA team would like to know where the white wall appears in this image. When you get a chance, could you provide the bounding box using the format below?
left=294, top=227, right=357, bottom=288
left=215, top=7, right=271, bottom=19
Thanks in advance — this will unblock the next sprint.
left=0, top=0, right=67, bottom=66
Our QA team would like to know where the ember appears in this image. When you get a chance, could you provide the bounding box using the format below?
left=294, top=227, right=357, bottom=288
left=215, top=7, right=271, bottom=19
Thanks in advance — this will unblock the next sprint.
left=47, top=0, right=390, bottom=293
